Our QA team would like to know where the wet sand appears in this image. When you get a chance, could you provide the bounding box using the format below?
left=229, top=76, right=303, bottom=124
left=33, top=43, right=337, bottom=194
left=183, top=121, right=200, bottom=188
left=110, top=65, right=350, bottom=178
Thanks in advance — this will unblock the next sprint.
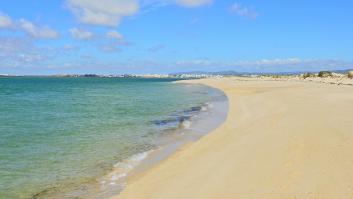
left=113, top=77, right=353, bottom=199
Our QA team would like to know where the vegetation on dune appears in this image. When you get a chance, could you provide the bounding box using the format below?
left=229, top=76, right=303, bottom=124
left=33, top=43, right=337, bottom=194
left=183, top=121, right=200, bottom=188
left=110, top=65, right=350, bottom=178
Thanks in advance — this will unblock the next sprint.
left=348, top=71, right=353, bottom=79
left=318, top=71, right=333, bottom=78
left=302, top=73, right=315, bottom=79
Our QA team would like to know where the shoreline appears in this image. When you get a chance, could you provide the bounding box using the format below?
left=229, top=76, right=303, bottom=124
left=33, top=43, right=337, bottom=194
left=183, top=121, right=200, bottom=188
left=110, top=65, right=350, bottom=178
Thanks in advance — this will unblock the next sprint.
left=113, top=77, right=353, bottom=199
left=8, top=79, right=227, bottom=199
left=95, top=82, right=229, bottom=199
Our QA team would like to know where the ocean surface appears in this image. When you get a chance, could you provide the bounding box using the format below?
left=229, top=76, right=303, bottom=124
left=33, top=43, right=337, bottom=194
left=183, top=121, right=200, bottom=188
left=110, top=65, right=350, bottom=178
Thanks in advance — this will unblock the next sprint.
left=0, top=77, right=227, bottom=199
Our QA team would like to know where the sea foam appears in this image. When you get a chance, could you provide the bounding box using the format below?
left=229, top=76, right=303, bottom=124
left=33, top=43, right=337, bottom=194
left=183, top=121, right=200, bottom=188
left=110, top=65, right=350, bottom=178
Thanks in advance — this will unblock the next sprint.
left=100, top=150, right=153, bottom=192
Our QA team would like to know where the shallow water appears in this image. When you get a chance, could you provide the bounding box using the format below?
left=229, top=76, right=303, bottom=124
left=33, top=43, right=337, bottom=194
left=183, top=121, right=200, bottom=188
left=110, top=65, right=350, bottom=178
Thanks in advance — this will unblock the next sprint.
left=0, top=77, right=227, bottom=199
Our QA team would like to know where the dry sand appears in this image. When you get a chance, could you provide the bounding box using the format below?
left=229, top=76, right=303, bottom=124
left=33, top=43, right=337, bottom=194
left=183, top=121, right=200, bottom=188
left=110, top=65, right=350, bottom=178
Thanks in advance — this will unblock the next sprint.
left=113, top=77, right=353, bottom=199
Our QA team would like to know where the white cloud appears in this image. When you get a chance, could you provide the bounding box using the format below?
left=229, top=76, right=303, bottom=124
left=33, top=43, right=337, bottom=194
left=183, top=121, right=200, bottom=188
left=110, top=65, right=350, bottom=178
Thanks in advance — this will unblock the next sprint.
left=0, top=37, right=49, bottom=68
left=69, top=28, right=94, bottom=40
left=19, top=19, right=59, bottom=39
left=67, top=0, right=139, bottom=27
left=176, top=0, right=212, bottom=7
left=0, top=13, right=13, bottom=28
left=141, top=0, right=212, bottom=9
left=106, top=30, right=124, bottom=41
left=105, top=30, right=131, bottom=47
left=229, top=3, right=258, bottom=19
left=100, top=31, right=128, bottom=53
left=17, top=53, right=46, bottom=63
left=0, top=12, right=58, bottom=39
left=0, top=37, right=34, bottom=53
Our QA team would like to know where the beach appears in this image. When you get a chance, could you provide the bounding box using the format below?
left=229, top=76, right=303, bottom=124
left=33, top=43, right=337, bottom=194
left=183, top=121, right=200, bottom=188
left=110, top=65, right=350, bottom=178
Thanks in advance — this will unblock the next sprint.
left=114, top=77, right=353, bottom=199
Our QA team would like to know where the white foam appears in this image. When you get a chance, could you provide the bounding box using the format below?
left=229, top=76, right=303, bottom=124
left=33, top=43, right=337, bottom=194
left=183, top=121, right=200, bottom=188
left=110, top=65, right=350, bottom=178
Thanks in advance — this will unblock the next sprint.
left=101, top=150, right=153, bottom=190
left=180, top=120, right=192, bottom=129
left=206, top=102, right=213, bottom=109
left=129, top=152, right=149, bottom=162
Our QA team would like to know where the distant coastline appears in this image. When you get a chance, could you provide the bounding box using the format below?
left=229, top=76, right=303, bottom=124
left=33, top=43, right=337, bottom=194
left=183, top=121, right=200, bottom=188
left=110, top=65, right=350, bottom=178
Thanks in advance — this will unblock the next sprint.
left=1, top=68, right=352, bottom=79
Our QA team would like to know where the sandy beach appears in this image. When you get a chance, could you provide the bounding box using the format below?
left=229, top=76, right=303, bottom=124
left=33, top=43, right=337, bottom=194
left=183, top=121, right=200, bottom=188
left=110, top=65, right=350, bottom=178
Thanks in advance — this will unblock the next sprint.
left=113, top=77, right=353, bottom=199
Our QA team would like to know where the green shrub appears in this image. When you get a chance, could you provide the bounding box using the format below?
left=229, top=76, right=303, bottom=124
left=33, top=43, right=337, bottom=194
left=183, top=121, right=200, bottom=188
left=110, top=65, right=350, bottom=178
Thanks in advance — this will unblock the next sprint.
left=318, top=71, right=332, bottom=78
left=302, top=73, right=314, bottom=79
left=348, top=71, right=353, bottom=79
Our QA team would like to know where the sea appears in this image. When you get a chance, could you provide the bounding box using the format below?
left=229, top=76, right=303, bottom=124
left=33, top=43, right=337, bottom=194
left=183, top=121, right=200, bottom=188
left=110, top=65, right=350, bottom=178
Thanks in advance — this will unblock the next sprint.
left=0, top=77, right=228, bottom=199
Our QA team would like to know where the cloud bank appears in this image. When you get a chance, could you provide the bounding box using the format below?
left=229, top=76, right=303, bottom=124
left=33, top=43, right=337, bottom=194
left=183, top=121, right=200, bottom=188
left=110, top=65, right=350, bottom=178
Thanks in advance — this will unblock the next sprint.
left=19, top=19, right=59, bottom=39
left=0, top=13, right=59, bottom=39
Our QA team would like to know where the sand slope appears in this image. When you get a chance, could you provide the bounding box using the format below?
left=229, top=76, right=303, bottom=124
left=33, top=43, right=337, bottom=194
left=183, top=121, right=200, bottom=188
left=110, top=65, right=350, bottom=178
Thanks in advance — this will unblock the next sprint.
left=114, top=78, right=353, bottom=199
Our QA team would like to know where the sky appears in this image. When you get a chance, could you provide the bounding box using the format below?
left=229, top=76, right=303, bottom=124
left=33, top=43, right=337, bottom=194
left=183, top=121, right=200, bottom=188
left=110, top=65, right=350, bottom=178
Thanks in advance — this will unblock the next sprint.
left=0, top=0, right=353, bottom=75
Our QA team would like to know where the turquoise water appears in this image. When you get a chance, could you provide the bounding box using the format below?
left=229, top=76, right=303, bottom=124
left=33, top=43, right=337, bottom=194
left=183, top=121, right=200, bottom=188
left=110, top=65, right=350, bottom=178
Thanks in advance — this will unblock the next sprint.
left=0, top=77, right=225, bottom=199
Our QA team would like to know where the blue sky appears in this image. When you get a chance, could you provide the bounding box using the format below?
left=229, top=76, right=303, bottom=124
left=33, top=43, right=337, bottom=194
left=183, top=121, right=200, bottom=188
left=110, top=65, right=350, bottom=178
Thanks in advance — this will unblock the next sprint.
left=0, top=0, right=352, bottom=75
